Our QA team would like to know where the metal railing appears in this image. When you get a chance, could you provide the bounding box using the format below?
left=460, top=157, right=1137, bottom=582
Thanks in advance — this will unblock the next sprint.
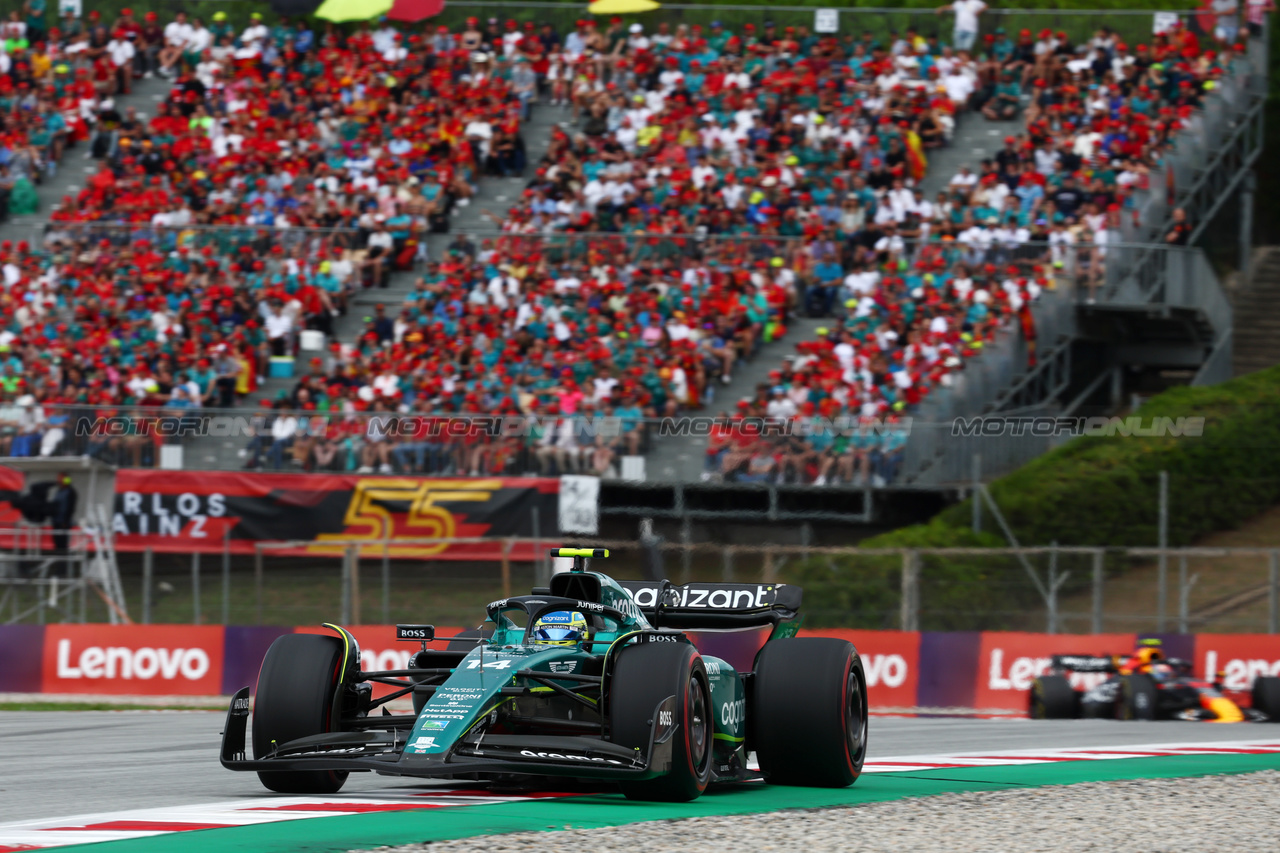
left=16, top=538, right=1277, bottom=635
left=40, top=222, right=361, bottom=256
left=441, top=4, right=1201, bottom=49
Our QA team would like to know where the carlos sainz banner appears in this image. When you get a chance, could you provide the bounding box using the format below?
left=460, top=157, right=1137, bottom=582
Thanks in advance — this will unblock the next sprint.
left=107, top=471, right=560, bottom=559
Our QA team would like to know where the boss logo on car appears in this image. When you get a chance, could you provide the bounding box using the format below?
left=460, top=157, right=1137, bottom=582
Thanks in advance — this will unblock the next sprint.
left=658, top=709, right=674, bottom=726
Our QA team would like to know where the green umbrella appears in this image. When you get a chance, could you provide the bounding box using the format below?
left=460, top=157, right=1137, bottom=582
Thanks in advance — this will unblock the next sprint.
left=315, top=0, right=393, bottom=23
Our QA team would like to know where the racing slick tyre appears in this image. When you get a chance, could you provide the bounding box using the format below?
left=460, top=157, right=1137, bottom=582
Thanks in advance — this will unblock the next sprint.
left=1029, top=675, right=1080, bottom=719
left=252, top=633, right=349, bottom=794
left=753, top=638, right=867, bottom=788
left=1253, top=676, right=1280, bottom=721
left=609, top=641, right=713, bottom=802
left=1119, top=674, right=1158, bottom=721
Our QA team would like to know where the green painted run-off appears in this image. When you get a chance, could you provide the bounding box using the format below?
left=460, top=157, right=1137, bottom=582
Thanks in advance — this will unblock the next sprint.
left=59, top=753, right=1280, bottom=853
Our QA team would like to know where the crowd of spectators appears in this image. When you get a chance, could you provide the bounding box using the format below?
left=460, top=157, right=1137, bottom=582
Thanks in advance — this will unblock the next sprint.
left=0, top=6, right=1261, bottom=485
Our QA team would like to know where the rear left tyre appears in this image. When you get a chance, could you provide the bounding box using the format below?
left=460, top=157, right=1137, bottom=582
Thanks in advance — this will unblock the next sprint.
left=752, top=638, right=867, bottom=787
left=252, top=633, right=349, bottom=794
left=1029, top=675, right=1080, bottom=719
left=1252, top=676, right=1280, bottom=721
left=609, top=641, right=713, bottom=802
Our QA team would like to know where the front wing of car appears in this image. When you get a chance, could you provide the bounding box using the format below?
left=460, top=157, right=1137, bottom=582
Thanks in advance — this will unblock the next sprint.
left=219, top=687, right=680, bottom=781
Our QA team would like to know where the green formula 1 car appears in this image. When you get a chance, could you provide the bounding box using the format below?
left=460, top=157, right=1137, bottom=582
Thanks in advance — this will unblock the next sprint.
left=220, top=548, right=868, bottom=802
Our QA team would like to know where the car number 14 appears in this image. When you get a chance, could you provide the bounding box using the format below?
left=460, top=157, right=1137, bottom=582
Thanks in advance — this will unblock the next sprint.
left=465, top=659, right=513, bottom=670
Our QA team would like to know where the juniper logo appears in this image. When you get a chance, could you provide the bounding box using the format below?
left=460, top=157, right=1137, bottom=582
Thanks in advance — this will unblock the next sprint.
left=950, top=416, right=1206, bottom=438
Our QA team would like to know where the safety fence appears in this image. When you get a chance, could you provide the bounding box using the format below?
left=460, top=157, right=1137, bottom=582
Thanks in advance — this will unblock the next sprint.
left=6, top=539, right=1278, bottom=634
left=440, top=4, right=1204, bottom=52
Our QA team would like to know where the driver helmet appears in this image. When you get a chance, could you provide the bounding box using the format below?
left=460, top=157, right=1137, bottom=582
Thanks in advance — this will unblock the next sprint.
left=1149, top=661, right=1176, bottom=682
left=532, top=611, right=589, bottom=646
left=1134, top=638, right=1164, bottom=667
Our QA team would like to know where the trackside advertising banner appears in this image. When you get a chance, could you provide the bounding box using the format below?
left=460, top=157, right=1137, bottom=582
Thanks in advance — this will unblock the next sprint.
left=106, top=471, right=559, bottom=559
left=6, top=627, right=1280, bottom=705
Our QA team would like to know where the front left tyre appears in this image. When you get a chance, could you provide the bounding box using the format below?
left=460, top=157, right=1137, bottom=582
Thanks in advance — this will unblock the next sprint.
left=252, top=633, right=349, bottom=794
left=609, top=641, right=713, bottom=802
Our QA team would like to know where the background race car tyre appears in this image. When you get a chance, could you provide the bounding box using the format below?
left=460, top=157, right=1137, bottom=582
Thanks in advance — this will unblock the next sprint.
left=1119, top=674, right=1158, bottom=721
left=252, top=633, right=349, bottom=794
left=609, top=642, right=712, bottom=802
left=1253, top=676, right=1280, bottom=721
left=1029, top=675, right=1080, bottom=719
left=753, top=638, right=867, bottom=787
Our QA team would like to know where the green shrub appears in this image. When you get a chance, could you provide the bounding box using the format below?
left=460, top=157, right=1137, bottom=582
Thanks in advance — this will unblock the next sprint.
left=786, top=366, right=1280, bottom=628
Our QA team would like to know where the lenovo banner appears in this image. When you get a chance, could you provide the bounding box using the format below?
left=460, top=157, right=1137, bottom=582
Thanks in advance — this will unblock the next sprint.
left=108, top=471, right=560, bottom=559
left=8, top=628, right=1280, bottom=708
left=41, top=625, right=226, bottom=696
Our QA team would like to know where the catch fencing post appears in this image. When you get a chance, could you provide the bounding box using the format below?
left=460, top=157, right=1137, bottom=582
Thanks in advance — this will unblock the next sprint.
left=1047, top=543, right=1058, bottom=634
left=680, top=516, right=692, bottom=584
left=500, top=539, right=513, bottom=598
left=340, top=547, right=352, bottom=625
left=349, top=545, right=361, bottom=625
left=722, top=546, right=734, bottom=583
left=900, top=550, right=920, bottom=631
left=141, top=548, right=153, bottom=624
left=191, top=551, right=201, bottom=625
left=253, top=545, right=264, bottom=625
left=221, top=528, right=231, bottom=626
left=1091, top=548, right=1104, bottom=634
left=1177, top=552, right=1194, bottom=634
left=971, top=455, right=982, bottom=534
left=1270, top=550, right=1279, bottom=634
left=381, top=540, right=391, bottom=625
left=531, top=505, right=549, bottom=589
left=1157, top=471, right=1168, bottom=631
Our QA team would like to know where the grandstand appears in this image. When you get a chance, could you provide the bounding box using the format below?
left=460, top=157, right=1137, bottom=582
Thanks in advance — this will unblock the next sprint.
left=0, top=3, right=1268, bottom=532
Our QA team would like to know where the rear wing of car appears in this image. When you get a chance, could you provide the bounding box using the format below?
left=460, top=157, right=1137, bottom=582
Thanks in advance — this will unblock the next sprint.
left=1050, top=655, right=1118, bottom=673
left=617, top=581, right=801, bottom=630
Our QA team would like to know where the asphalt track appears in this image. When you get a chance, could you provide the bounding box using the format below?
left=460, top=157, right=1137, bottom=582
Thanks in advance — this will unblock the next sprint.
left=0, top=711, right=1269, bottom=823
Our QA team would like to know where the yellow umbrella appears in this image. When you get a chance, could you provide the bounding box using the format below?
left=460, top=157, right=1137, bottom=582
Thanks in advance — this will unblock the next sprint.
left=588, top=0, right=660, bottom=15
left=315, top=0, right=393, bottom=23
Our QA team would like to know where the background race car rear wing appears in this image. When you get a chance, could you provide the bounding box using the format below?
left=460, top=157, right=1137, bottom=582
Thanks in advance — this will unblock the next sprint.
left=617, top=581, right=802, bottom=630
left=1050, top=655, right=1118, bottom=673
